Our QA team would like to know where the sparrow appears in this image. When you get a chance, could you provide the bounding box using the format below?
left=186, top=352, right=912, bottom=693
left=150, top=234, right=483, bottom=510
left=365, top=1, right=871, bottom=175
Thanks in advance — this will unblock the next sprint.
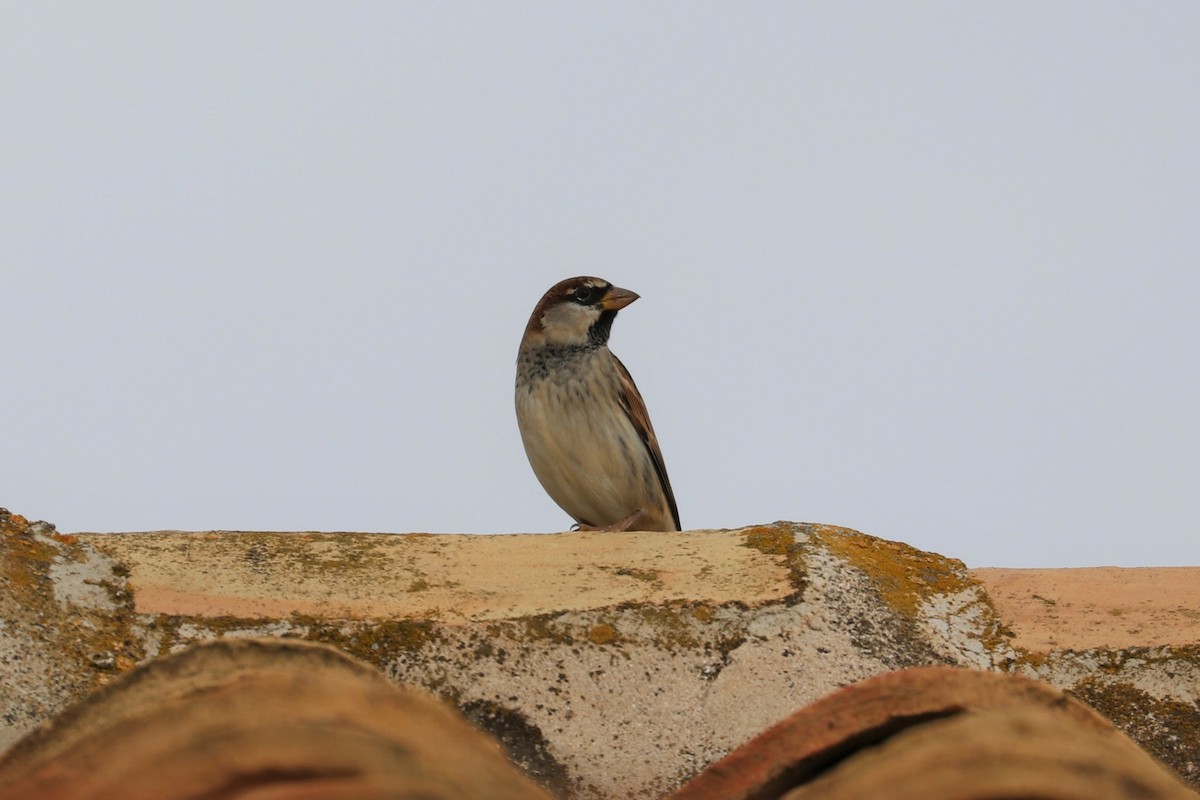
left=515, top=276, right=681, bottom=532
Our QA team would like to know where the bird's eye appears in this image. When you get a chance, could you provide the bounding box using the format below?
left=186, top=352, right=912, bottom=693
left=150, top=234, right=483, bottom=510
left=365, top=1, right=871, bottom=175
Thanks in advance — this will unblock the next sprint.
left=573, top=286, right=599, bottom=304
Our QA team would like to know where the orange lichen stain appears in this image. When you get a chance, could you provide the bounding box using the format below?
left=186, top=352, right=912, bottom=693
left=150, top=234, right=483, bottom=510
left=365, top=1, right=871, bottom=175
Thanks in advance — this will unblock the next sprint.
left=2, top=513, right=30, bottom=531
left=587, top=623, right=616, bottom=645
left=807, top=524, right=1022, bottom=665
left=0, top=524, right=59, bottom=591
left=740, top=523, right=807, bottom=600
left=810, top=525, right=973, bottom=618
left=0, top=509, right=145, bottom=690
left=741, top=525, right=793, bottom=556
left=614, top=566, right=662, bottom=584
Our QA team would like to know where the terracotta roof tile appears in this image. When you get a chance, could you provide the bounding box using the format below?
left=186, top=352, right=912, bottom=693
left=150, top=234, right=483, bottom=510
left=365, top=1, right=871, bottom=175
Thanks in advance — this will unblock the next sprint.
left=0, top=638, right=552, bottom=800
left=670, top=666, right=1195, bottom=800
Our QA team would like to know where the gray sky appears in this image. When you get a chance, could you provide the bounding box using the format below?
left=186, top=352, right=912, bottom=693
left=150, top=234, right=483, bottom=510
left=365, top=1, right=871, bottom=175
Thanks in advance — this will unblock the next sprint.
left=4, top=4, right=1197, bottom=567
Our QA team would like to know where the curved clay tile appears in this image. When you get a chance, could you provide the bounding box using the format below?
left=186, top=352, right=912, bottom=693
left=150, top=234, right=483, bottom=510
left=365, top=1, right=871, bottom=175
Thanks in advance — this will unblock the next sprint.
left=669, top=666, right=1196, bottom=800
left=0, top=638, right=552, bottom=800
left=780, top=705, right=1196, bottom=800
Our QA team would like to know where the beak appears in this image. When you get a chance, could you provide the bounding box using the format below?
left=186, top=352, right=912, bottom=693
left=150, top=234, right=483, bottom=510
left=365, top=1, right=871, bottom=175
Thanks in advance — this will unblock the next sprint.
left=599, top=286, right=639, bottom=311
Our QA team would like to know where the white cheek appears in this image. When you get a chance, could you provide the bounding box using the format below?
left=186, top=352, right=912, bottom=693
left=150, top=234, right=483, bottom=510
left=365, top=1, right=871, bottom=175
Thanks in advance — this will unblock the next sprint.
left=539, top=303, right=597, bottom=345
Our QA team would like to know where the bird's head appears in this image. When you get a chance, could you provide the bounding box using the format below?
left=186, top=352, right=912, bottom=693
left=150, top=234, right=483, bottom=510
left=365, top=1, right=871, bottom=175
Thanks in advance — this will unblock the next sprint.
left=522, top=276, right=639, bottom=348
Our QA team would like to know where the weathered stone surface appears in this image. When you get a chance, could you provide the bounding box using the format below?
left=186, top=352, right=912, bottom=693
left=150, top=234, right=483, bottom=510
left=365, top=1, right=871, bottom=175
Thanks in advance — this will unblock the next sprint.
left=0, top=511, right=139, bottom=749
left=1, top=508, right=1197, bottom=798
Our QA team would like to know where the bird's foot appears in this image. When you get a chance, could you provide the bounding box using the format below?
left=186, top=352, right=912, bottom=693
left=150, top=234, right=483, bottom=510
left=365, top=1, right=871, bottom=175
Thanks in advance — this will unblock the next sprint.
left=572, top=510, right=645, bottom=532
left=597, top=509, right=646, bottom=532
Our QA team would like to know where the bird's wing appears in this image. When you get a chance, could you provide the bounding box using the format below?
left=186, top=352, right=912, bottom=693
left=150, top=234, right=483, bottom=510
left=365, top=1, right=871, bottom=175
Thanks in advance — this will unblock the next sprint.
left=613, top=354, right=681, bottom=531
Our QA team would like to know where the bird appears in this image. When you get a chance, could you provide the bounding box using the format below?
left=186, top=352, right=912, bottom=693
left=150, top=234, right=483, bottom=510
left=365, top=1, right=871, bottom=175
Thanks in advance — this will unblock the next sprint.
left=515, top=276, right=680, bottom=532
